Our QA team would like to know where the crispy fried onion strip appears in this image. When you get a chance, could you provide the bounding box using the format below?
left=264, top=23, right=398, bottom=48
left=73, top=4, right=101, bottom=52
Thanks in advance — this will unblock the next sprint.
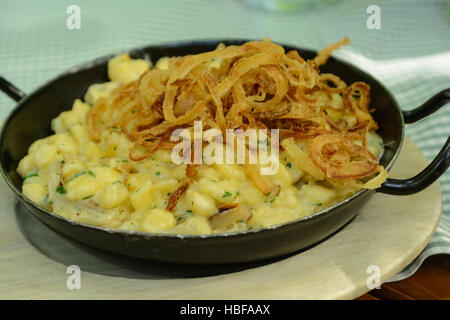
left=166, top=179, right=193, bottom=212
left=85, top=37, right=386, bottom=196
left=319, top=73, right=347, bottom=93
left=281, top=138, right=325, bottom=180
left=209, top=204, right=251, bottom=230
left=308, top=134, right=379, bottom=179
left=243, top=163, right=280, bottom=196
left=314, top=37, right=350, bottom=67
left=86, top=37, right=355, bottom=155
left=360, top=165, right=388, bottom=189
left=343, top=82, right=378, bottom=130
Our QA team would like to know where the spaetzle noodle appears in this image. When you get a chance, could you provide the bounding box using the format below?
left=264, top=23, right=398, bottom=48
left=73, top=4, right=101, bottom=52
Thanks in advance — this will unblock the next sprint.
left=17, top=39, right=387, bottom=235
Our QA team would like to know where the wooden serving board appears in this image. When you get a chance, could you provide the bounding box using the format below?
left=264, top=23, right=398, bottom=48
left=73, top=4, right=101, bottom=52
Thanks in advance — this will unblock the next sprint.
left=0, top=137, right=441, bottom=299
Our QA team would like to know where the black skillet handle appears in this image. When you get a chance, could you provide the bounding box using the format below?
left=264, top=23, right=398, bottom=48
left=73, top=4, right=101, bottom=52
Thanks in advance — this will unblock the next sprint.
left=0, top=76, right=26, bottom=102
left=378, top=89, right=450, bottom=195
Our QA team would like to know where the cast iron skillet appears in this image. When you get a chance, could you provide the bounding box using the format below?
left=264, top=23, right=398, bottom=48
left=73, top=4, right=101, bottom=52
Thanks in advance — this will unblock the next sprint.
left=0, top=40, right=449, bottom=264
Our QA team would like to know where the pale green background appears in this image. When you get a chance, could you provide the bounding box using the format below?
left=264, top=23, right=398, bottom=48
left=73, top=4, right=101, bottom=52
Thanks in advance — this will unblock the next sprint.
left=0, top=0, right=449, bottom=281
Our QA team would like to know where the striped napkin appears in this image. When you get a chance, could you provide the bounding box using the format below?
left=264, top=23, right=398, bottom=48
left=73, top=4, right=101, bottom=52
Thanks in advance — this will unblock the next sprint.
left=0, top=0, right=448, bottom=281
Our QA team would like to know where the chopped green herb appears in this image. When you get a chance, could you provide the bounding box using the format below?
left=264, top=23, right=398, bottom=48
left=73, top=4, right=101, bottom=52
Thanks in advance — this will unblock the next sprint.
left=236, top=191, right=241, bottom=196
left=73, top=171, right=86, bottom=178
left=286, top=162, right=292, bottom=168
left=121, top=159, right=128, bottom=162
left=131, top=109, right=136, bottom=114
left=310, top=202, right=322, bottom=206
left=82, top=195, right=94, bottom=200
left=186, top=209, right=192, bottom=213
left=222, top=191, right=232, bottom=198
left=113, top=146, right=117, bottom=150
left=23, top=173, right=38, bottom=181
left=155, top=171, right=161, bottom=176
left=87, top=170, right=96, bottom=177
left=269, top=198, right=276, bottom=203
left=56, top=185, right=67, bottom=194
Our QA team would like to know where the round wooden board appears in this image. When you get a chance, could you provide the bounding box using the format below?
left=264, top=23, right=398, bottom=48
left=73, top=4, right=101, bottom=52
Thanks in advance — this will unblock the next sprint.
left=0, top=137, right=441, bottom=299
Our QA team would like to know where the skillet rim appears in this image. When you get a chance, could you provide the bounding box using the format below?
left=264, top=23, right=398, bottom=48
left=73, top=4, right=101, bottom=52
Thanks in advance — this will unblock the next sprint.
left=0, top=38, right=405, bottom=240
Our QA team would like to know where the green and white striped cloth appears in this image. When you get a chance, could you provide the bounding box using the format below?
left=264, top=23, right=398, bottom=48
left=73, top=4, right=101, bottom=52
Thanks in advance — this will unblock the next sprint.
left=0, top=0, right=448, bottom=281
